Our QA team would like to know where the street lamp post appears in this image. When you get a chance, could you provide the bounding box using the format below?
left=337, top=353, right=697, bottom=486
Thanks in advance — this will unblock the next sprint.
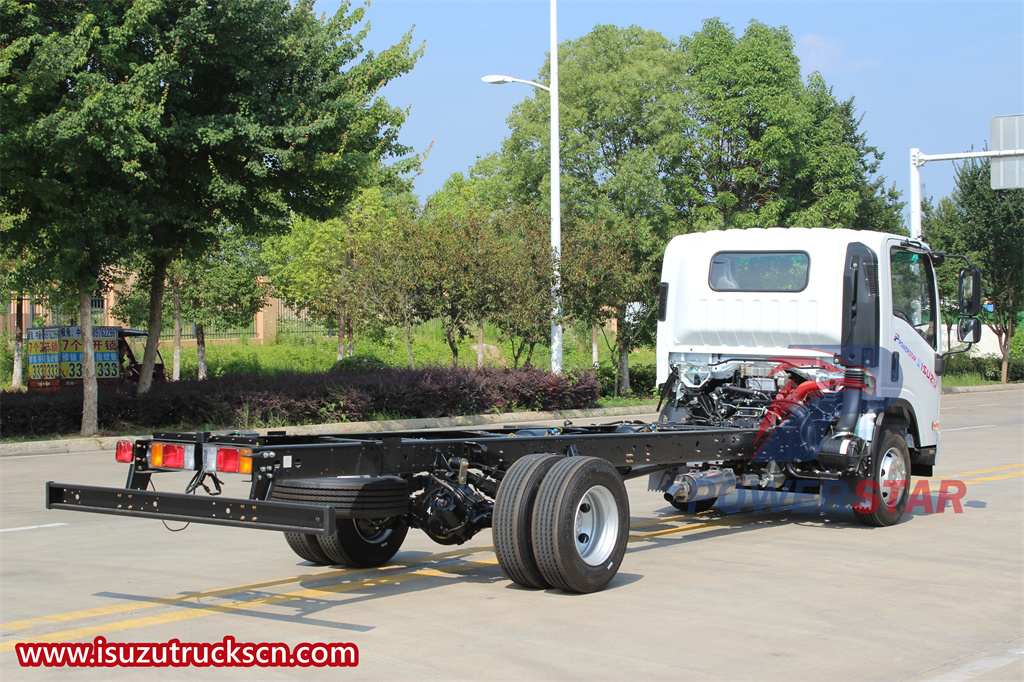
left=481, top=2, right=562, bottom=374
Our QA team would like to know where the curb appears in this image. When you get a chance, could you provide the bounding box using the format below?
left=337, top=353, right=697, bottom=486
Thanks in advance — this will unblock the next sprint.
left=0, top=404, right=660, bottom=458
left=941, top=383, right=1024, bottom=395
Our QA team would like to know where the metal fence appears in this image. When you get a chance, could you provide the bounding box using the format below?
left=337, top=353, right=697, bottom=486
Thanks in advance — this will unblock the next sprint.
left=159, top=319, right=256, bottom=341
left=275, top=300, right=331, bottom=336
left=3, top=295, right=107, bottom=330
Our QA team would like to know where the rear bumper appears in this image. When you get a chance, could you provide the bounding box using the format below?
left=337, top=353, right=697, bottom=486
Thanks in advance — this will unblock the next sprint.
left=46, top=482, right=336, bottom=535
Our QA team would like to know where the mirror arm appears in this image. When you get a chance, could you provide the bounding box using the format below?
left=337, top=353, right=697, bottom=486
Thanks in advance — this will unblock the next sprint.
left=933, top=251, right=974, bottom=269
left=941, top=343, right=973, bottom=359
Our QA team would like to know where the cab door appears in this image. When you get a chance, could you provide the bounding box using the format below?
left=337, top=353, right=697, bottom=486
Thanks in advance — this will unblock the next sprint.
left=884, top=242, right=941, bottom=448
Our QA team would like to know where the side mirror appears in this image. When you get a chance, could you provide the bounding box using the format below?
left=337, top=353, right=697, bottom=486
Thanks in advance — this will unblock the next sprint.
left=957, top=317, right=982, bottom=345
left=958, top=268, right=982, bottom=316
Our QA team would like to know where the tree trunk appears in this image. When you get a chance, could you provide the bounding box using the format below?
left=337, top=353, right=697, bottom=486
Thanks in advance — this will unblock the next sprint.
left=402, top=320, right=416, bottom=369
left=446, top=331, right=459, bottom=368
left=345, top=314, right=354, bottom=358
left=477, top=319, right=485, bottom=369
left=342, top=307, right=350, bottom=360
left=79, top=286, right=98, bottom=436
left=1000, top=334, right=1010, bottom=384
left=196, top=323, right=208, bottom=380
left=618, top=346, right=631, bottom=395
left=172, top=287, right=181, bottom=381
left=137, top=257, right=168, bottom=394
left=12, top=295, right=23, bottom=387
left=510, top=339, right=524, bottom=369
left=592, top=324, right=600, bottom=369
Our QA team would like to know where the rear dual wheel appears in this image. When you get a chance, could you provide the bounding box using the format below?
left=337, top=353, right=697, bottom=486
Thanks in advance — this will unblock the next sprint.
left=494, top=455, right=629, bottom=594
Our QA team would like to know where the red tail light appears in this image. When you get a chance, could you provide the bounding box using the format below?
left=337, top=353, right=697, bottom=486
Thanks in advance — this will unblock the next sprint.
left=115, top=440, right=134, bottom=463
left=162, top=443, right=186, bottom=469
left=216, top=448, right=240, bottom=472
left=215, top=447, right=253, bottom=474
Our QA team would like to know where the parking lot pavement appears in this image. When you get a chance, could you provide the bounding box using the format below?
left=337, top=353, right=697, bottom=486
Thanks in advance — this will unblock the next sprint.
left=1, top=388, right=1021, bottom=679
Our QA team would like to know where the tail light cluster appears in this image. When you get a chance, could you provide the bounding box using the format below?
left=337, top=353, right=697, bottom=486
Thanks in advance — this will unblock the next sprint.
left=202, top=444, right=253, bottom=474
left=147, top=442, right=194, bottom=470
left=117, top=440, right=253, bottom=474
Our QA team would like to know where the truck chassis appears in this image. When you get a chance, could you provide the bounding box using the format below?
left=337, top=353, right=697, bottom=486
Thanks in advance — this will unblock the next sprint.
left=46, top=416, right=880, bottom=594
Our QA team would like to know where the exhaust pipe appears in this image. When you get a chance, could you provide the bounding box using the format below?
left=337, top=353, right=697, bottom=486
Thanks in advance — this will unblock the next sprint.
left=664, top=469, right=737, bottom=504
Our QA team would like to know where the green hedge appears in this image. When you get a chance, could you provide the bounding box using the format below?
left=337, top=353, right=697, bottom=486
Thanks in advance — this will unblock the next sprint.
left=944, top=353, right=1023, bottom=382
left=0, top=366, right=600, bottom=439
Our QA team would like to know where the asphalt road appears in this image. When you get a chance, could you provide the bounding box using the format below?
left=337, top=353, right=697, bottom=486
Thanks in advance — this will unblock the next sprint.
left=2, top=388, right=1021, bottom=680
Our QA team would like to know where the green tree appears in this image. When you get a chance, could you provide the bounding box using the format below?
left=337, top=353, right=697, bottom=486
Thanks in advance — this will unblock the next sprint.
left=350, top=207, right=427, bottom=368
left=495, top=21, right=902, bottom=386
left=264, top=214, right=360, bottom=362
left=561, top=217, right=660, bottom=395
left=177, top=228, right=269, bottom=380
left=928, top=160, right=1023, bottom=382
left=500, top=25, right=682, bottom=385
left=266, top=182, right=417, bottom=361
left=488, top=209, right=555, bottom=369
left=1, top=211, right=34, bottom=387
left=921, top=196, right=963, bottom=349
left=418, top=191, right=507, bottom=368
left=677, top=19, right=902, bottom=230
left=2, top=1, right=165, bottom=432
left=3, top=0, right=422, bottom=395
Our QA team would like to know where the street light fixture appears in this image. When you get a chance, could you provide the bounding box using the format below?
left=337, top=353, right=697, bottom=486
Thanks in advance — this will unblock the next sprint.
left=481, top=74, right=550, bottom=91
left=480, top=3, right=562, bottom=375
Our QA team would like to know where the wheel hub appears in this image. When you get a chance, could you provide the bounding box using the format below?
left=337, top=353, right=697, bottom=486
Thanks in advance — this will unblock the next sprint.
left=574, top=485, right=619, bottom=566
left=878, top=447, right=908, bottom=508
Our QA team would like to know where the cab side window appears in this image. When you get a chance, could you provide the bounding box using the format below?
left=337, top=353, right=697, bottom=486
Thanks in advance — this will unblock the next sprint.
left=890, top=247, right=937, bottom=349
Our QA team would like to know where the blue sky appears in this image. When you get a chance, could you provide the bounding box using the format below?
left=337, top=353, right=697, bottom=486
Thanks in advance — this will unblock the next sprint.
left=316, top=1, right=1023, bottom=230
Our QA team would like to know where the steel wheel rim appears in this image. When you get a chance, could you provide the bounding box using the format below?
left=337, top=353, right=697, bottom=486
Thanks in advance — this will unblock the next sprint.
left=574, top=485, right=618, bottom=566
left=878, top=447, right=908, bottom=508
left=354, top=518, right=393, bottom=544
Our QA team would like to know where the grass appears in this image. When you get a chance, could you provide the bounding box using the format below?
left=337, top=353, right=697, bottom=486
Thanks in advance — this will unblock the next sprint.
left=155, top=322, right=654, bottom=380
left=940, top=372, right=1003, bottom=388
left=594, top=396, right=658, bottom=409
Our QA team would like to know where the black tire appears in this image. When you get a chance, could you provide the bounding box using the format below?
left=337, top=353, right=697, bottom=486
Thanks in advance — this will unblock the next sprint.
left=531, top=457, right=630, bottom=594
left=852, top=428, right=911, bottom=527
left=282, top=532, right=334, bottom=565
left=270, top=476, right=409, bottom=519
left=493, top=454, right=562, bottom=588
left=318, top=517, right=409, bottom=567
left=668, top=497, right=717, bottom=513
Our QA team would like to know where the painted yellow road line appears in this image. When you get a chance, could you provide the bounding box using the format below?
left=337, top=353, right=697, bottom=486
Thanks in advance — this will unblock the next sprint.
left=930, top=463, right=1024, bottom=480
left=0, top=544, right=490, bottom=632
left=0, top=557, right=501, bottom=653
left=1, top=515, right=749, bottom=640
left=2, top=517, right=690, bottom=633
left=963, top=471, right=1024, bottom=484
left=2, top=515, right=756, bottom=651
left=630, top=516, right=748, bottom=541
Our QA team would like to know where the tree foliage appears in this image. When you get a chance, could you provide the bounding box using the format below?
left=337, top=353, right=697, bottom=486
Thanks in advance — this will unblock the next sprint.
left=487, top=209, right=555, bottom=369
left=925, top=160, right=1023, bottom=382
left=490, top=20, right=904, bottom=388
left=2, top=0, right=423, bottom=395
left=2, top=0, right=168, bottom=431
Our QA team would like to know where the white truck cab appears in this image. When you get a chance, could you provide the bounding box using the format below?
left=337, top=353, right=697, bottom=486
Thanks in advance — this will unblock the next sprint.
left=654, top=228, right=981, bottom=525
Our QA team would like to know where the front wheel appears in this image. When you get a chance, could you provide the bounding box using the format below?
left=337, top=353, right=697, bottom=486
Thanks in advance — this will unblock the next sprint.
left=852, top=428, right=911, bottom=527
